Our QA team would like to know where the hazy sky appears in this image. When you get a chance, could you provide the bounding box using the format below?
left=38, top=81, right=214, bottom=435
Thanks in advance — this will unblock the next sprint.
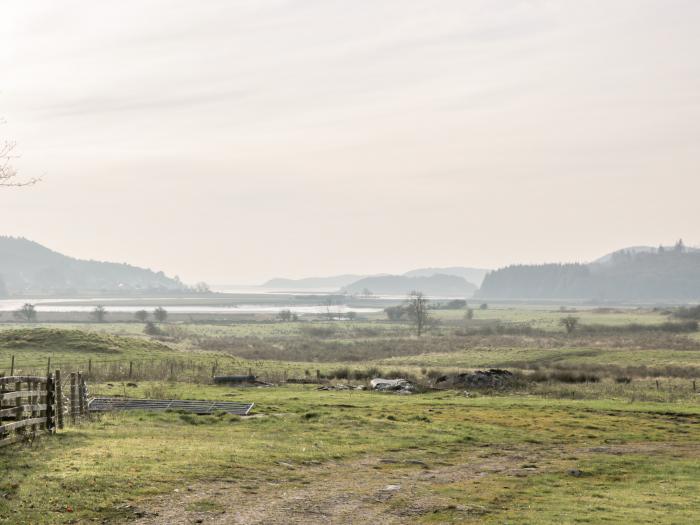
left=1, top=1, right=699, bottom=284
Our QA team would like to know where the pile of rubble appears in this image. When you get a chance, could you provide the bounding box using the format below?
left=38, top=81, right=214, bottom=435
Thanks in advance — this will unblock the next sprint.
left=370, top=378, right=416, bottom=394
left=435, top=369, right=514, bottom=389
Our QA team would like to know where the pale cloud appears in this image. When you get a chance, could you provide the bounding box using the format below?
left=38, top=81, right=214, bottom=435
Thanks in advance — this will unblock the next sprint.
left=1, top=1, right=698, bottom=283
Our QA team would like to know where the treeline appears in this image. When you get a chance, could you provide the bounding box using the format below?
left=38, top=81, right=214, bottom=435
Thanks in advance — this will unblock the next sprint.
left=478, top=250, right=700, bottom=301
left=674, top=305, right=700, bottom=320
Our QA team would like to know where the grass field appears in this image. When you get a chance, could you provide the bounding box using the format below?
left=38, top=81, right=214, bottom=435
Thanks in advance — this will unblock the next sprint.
left=1, top=306, right=699, bottom=523
left=1, top=384, right=698, bottom=524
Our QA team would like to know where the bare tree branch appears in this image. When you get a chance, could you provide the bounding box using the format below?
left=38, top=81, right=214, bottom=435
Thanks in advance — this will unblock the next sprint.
left=1, top=119, right=40, bottom=187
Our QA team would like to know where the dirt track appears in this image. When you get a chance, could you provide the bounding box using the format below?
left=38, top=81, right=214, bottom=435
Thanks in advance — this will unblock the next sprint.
left=130, top=446, right=552, bottom=525
left=130, top=443, right=694, bottom=524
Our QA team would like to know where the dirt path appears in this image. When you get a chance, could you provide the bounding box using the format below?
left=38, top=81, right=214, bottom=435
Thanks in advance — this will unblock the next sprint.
left=130, top=443, right=694, bottom=524
left=129, top=445, right=552, bottom=525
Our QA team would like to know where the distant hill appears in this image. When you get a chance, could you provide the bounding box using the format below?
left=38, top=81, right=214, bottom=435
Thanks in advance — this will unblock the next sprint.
left=343, top=274, right=476, bottom=297
left=594, top=245, right=700, bottom=264
left=262, top=266, right=490, bottom=290
left=0, top=236, right=187, bottom=296
left=403, top=267, right=490, bottom=287
left=478, top=245, right=700, bottom=302
left=262, top=274, right=370, bottom=290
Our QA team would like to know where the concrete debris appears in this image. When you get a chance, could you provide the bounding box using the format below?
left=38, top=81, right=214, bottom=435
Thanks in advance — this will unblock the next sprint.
left=370, top=378, right=416, bottom=394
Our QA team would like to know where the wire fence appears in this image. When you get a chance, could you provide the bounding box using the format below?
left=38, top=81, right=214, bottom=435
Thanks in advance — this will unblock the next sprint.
left=0, top=354, right=321, bottom=386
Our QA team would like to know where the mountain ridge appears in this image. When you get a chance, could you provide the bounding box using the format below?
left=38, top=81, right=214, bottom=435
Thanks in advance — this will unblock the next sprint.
left=478, top=245, right=700, bottom=301
left=343, top=274, right=476, bottom=297
left=0, top=236, right=187, bottom=296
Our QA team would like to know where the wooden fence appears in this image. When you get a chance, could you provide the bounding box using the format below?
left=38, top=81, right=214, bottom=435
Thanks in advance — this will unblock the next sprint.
left=0, top=370, right=89, bottom=448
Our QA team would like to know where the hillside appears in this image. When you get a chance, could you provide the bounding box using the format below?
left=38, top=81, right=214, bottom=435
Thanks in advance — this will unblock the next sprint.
left=477, top=247, right=700, bottom=302
left=262, top=267, right=490, bottom=290
left=343, top=274, right=476, bottom=297
left=594, top=245, right=700, bottom=264
left=403, top=266, right=490, bottom=287
left=0, top=236, right=187, bottom=296
left=262, top=274, right=369, bottom=290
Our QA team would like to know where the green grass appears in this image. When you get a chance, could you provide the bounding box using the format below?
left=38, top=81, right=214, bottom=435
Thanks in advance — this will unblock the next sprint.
left=1, top=384, right=698, bottom=524
left=1, top=309, right=698, bottom=523
left=0, top=328, right=180, bottom=371
left=433, top=306, right=670, bottom=330
left=377, top=346, right=700, bottom=369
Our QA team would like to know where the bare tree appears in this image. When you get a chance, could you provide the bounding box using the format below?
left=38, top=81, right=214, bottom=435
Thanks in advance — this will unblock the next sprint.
left=153, top=306, right=168, bottom=323
left=13, top=303, right=37, bottom=322
left=1, top=121, right=38, bottom=187
left=91, top=305, right=107, bottom=323
left=323, top=296, right=336, bottom=320
left=406, top=291, right=430, bottom=336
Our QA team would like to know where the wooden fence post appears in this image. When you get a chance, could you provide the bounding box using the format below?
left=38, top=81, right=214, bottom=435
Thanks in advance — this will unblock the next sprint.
left=82, top=374, right=88, bottom=418
left=70, top=373, right=77, bottom=425
left=15, top=378, right=23, bottom=438
left=129, top=361, right=133, bottom=379
left=10, top=355, right=14, bottom=377
left=0, top=373, right=5, bottom=431
left=77, top=372, right=85, bottom=419
left=55, top=370, right=64, bottom=430
left=46, top=373, right=55, bottom=433
left=31, top=380, right=39, bottom=437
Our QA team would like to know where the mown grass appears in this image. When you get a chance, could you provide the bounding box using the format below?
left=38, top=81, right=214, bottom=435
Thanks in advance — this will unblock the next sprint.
left=0, top=385, right=698, bottom=524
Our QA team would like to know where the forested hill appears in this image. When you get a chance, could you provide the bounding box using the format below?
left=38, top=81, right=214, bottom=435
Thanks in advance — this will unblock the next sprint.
left=0, top=236, right=187, bottom=296
left=343, top=274, right=476, bottom=297
left=477, top=249, right=700, bottom=302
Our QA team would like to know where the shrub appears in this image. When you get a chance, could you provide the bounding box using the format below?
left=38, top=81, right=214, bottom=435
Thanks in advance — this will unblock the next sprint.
left=144, top=322, right=163, bottom=336
left=674, top=305, right=700, bottom=320
left=528, top=370, right=600, bottom=383
left=330, top=367, right=350, bottom=380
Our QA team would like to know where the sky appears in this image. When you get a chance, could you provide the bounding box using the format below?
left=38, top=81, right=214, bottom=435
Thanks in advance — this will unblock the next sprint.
left=1, top=0, right=699, bottom=285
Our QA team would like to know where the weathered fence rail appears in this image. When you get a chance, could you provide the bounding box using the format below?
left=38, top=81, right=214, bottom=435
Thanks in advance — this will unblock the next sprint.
left=0, top=375, right=56, bottom=448
left=0, top=370, right=89, bottom=448
left=89, top=397, right=254, bottom=415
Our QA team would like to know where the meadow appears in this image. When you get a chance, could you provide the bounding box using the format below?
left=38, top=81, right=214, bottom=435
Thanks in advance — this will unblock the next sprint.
left=1, top=304, right=699, bottom=523
left=1, top=385, right=698, bottom=524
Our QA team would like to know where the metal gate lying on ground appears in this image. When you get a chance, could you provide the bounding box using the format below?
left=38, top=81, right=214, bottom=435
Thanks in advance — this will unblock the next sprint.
left=88, top=397, right=255, bottom=416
